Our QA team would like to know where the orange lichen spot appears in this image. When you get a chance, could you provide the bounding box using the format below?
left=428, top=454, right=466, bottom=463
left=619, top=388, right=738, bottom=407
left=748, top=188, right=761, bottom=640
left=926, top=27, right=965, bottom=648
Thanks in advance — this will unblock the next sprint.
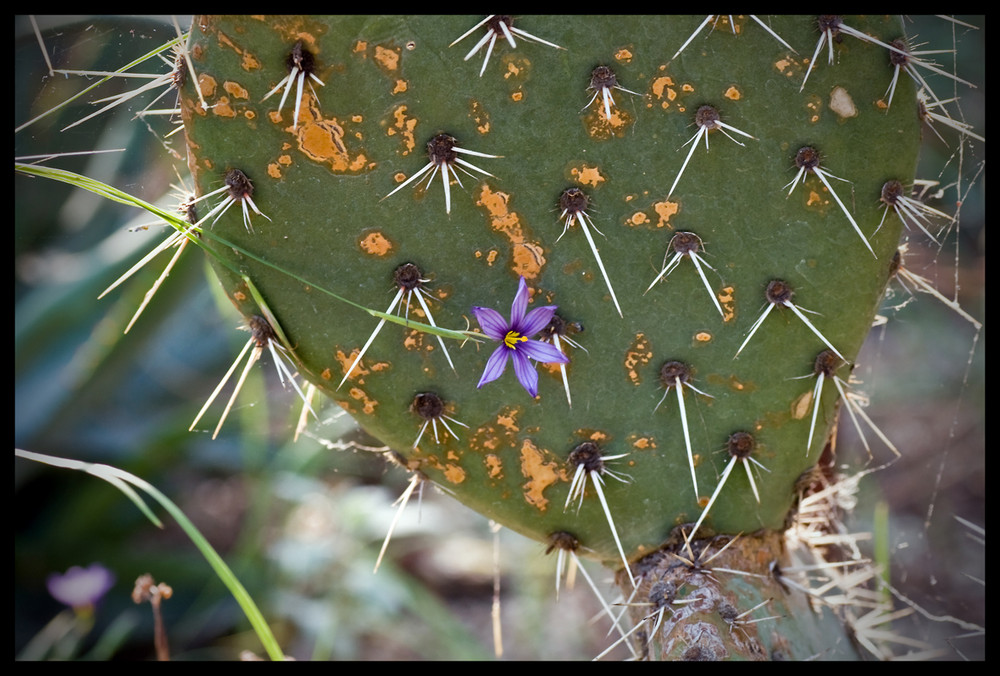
left=348, top=386, right=378, bottom=415
left=792, top=390, right=813, bottom=420
left=334, top=348, right=388, bottom=385
left=223, top=81, right=249, bottom=99
left=485, top=454, right=503, bottom=479
left=875, top=99, right=889, bottom=111
left=197, top=73, right=217, bottom=99
left=352, top=40, right=367, bottom=54
left=519, top=439, right=562, bottom=512
left=681, top=83, right=694, bottom=93
left=511, top=89, right=524, bottom=102
left=321, top=368, right=332, bottom=380
left=697, top=496, right=710, bottom=508
left=718, top=286, right=735, bottom=322
left=476, top=186, right=546, bottom=280
left=279, top=154, right=292, bottom=165
left=289, top=97, right=373, bottom=174
left=469, top=99, right=491, bottom=135
left=575, top=429, right=610, bottom=443
left=442, top=463, right=467, bottom=484
left=352, top=114, right=363, bottom=123
left=624, top=332, right=653, bottom=385
left=806, top=94, right=822, bottom=124
left=232, top=290, right=246, bottom=302
left=212, top=96, right=236, bottom=118
left=496, top=409, right=520, bottom=434
left=695, top=331, right=712, bottom=343
left=652, top=199, right=680, bottom=228
left=402, top=329, right=424, bottom=351
left=806, top=190, right=825, bottom=207
left=651, top=75, right=676, bottom=108
left=486, top=250, right=498, bottom=266
left=358, top=229, right=394, bottom=257
left=626, top=211, right=649, bottom=227
left=244, top=110, right=256, bottom=121
left=388, top=104, right=417, bottom=156
left=240, top=51, right=260, bottom=72
left=614, top=47, right=633, bottom=63
left=374, top=44, right=400, bottom=73
left=392, top=79, right=408, bottom=94
left=630, top=436, right=656, bottom=450
left=584, top=103, right=633, bottom=140
left=267, top=162, right=282, bottom=179
left=724, top=85, right=741, bottom=101
left=774, top=56, right=798, bottom=79
left=569, top=164, right=606, bottom=188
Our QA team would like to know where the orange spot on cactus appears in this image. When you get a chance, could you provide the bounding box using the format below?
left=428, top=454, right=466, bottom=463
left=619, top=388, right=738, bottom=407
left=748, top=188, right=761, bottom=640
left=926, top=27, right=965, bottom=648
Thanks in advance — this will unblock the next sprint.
left=807, top=190, right=825, bottom=207
left=335, top=348, right=388, bottom=385
left=485, top=454, right=503, bottom=479
left=518, top=439, right=562, bottom=512
left=212, top=96, right=236, bottom=118
left=392, top=79, right=408, bottom=94
left=718, top=286, right=736, bottom=322
left=624, top=332, right=653, bottom=385
left=724, top=85, right=741, bottom=101
left=197, top=73, right=217, bottom=99
left=511, top=89, right=524, bottom=102
left=476, top=186, right=546, bottom=280
left=352, top=40, right=367, bottom=54
left=233, top=291, right=246, bottom=302
left=223, top=81, right=249, bottom=99
left=614, top=47, right=633, bottom=63
left=321, top=368, right=331, bottom=380
left=653, top=199, right=680, bottom=228
left=358, top=229, right=394, bottom=257
left=469, top=99, right=491, bottom=135
left=570, top=164, right=606, bottom=188
left=267, top=163, right=282, bottom=179
left=627, top=211, right=649, bottom=227
left=389, top=105, right=417, bottom=156
left=630, top=435, right=656, bottom=450
left=442, top=463, right=466, bottom=484
left=695, top=331, right=712, bottom=343
left=348, top=386, right=378, bottom=415
left=374, top=45, right=400, bottom=73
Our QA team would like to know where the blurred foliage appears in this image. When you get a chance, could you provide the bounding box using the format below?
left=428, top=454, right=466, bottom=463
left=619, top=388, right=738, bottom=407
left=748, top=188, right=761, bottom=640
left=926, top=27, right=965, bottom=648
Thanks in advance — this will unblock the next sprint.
left=14, top=15, right=983, bottom=660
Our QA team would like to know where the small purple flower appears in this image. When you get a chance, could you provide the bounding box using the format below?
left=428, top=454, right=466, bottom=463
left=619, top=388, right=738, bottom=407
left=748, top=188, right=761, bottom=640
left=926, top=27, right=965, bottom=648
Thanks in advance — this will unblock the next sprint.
left=46, top=563, right=115, bottom=609
left=472, top=277, right=570, bottom=398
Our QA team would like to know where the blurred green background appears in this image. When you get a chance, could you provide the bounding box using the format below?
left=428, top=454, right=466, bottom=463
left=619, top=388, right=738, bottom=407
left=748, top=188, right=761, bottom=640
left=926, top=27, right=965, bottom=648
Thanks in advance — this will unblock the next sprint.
left=15, top=15, right=983, bottom=660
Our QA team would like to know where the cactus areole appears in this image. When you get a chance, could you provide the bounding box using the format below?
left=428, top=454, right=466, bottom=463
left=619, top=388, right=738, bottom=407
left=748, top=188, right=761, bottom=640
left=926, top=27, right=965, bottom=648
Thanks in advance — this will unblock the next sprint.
left=181, top=15, right=919, bottom=584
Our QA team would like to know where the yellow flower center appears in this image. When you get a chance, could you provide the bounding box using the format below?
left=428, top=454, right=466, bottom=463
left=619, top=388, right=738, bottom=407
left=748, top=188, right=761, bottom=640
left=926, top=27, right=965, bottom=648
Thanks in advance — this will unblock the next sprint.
left=504, top=330, right=527, bottom=349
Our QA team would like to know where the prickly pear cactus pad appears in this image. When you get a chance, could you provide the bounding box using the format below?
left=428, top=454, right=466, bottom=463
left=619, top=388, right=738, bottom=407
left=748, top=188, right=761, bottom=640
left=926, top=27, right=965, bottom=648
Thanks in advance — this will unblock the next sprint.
left=179, top=15, right=920, bottom=575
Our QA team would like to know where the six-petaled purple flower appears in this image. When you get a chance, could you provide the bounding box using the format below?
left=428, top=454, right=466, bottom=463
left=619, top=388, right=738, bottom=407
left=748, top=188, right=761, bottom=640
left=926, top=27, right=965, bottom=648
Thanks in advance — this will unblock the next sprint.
left=472, top=277, right=570, bottom=398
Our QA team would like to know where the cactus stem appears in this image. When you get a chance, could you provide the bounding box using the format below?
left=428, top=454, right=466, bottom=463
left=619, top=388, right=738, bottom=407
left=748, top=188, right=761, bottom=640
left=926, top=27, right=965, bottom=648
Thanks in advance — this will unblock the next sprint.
left=666, top=104, right=754, bottom=200
left=645, top=231, right=725, bottom=319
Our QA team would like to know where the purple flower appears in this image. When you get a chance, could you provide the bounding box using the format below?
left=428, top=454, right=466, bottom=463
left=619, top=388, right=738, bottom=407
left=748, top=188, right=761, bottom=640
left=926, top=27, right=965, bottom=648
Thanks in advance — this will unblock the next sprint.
left=472, top=277, right=570, bottom=398
left=46, top=563, right=115, bottom=609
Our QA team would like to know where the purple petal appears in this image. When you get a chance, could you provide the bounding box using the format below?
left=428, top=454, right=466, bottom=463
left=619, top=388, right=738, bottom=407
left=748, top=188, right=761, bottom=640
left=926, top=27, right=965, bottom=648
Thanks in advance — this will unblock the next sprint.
left=509, top=276, right=529, bottom=325
left=477, top=345, right=510, bottom=388
left=517, top=305, right=559, bottom=337
left=471, top=306, right=509, bottom=341
left=47, top=563, right=116, bottom=608
left=511, top=349, right=539, bottom=397
left=519, top=338, right=570, bottom=364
